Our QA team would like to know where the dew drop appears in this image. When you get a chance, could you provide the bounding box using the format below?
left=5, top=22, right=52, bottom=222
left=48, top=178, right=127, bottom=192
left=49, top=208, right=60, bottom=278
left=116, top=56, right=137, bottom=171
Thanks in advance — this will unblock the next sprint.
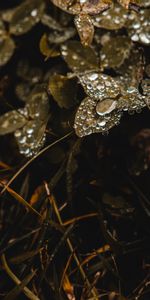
left=96, top=99, right=117, bottom=116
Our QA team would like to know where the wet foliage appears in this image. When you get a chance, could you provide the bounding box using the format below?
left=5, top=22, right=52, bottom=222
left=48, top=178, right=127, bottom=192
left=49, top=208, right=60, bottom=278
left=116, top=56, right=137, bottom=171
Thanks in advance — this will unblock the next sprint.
left=0, top=0, right=150, bottom=299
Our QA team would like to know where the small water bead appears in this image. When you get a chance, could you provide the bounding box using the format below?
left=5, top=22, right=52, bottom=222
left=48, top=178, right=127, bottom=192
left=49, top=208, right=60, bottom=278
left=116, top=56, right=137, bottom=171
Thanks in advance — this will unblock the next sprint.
left=88, top=73, right=99, bottom=81
left=14, top=130, right=21, bottom=137
left=31, top=9, right=38, bottom=17
left=34, top=112, right=40, bottom=118
left=72, top=54, right=78, bottom=60
left=98, top=120, right=106, bottom=126
left=61, top=45, right=67, bottom=51
left=139, top=33, right=150, bottom=44
left=26, top=127, right=34, bottom=134
left=80, top=0, right=87, bottom=4
left=61, top=50, right=68, bottom=56
left=18, top=135, right=26, bottom=144
left=131, top=34, right=139, bottom=41
left=127, top=87, right=137, bottom=93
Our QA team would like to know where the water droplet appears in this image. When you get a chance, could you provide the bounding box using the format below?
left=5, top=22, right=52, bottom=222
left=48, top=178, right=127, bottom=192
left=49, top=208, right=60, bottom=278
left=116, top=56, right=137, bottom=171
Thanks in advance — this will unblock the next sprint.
left=31, top=9, right=37, bottom=17
left=14, top=130, right=21, bottom=137
left=88, top=73, right=98, bottom=81
left=18, top=135, right=26, bottom=144
left=96, top=99, right=117, bottom=116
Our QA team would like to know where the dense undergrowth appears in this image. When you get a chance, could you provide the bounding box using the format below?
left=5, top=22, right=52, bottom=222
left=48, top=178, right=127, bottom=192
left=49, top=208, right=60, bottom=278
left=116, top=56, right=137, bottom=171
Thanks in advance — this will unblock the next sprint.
left=0, top=1, right=150, bottom=299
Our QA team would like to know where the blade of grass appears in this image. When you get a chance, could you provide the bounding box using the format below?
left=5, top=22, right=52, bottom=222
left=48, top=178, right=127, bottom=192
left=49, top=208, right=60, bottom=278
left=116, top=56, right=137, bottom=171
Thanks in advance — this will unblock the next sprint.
left=1, top=131, right=73, bottom=195
left=6, top=186, right=42, bottom=218
left=60, top=252, right=73, bottom=290
left=63, top=212, right=98, bottom=226
left=4, top=271, right=36, bottom=300
left=1, top=254, right=40, bottom=300
left=9, top=248, right=42, bottom=264
left=4, top=185, right=63, bottom=232
left=44, top=182, right=99, bottom=300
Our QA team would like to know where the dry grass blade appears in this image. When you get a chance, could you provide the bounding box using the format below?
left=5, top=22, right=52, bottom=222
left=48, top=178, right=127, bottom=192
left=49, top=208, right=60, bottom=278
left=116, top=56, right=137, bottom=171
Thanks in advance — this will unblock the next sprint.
left=4, top=270, right=36, bottom=300
left=1, top=131, right=73, bottom=195
left=48, top=192, right=99, bottom=300
left=5, top=186, right=42, bottom=218
left=9, top=249, right=42, bottom=264
left=62, top=274, right=75, bottom=300
left=79, top=245, right=110, bottom=268
left=4, top=185, right=63, bottom=232
left=63, top=212, right=98, bottom=226
left=0, top=161, right=12, bottom=170
left=1, top=254, right=40, bottom=300
left=60, top=252, right=73, bottom=290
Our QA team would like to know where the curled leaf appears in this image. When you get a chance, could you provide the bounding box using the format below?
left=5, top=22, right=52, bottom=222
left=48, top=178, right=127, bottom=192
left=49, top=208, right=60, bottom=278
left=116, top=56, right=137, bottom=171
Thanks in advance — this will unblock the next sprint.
left=39, top=34, right=60, bottom=58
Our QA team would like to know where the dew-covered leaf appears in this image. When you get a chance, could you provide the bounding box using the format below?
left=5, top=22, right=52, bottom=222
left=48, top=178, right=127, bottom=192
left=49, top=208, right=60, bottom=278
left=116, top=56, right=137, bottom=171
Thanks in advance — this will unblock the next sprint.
left=15, top=120, right=47, bottom=157
left=127, top=9, right=150, bottom=45
left=93, top=3, right=128, bottom=30
left=0, top=85, right=50, bottom=157
left=74, top=14, right=94, bottom=46
left=0, top=110, right=27, bottom=135
left=39, top=34, right=60, bottom=58
left=117, top=48, right=145, bottom=87
left=27, top=85, right=50, bottom=121
left=100, top=36, right=132, bottom=69
left=0, top=35, right=15, bottom=66
left=117, top=86, right=146, bottom=112
left=74, top=96, right=122, bottom=137
left=10, top=0, right=45, bottom=35
left=14, top=87, right=50, bottom=157
left=74, top=71, right=146, bottom=137
left=51, top=0, right=112, bottom=15
left=78, top=72, right=121, bottom=100
left=48, top=74, right=77, bottom=109
left=61, top=41, right=98, bottom=72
